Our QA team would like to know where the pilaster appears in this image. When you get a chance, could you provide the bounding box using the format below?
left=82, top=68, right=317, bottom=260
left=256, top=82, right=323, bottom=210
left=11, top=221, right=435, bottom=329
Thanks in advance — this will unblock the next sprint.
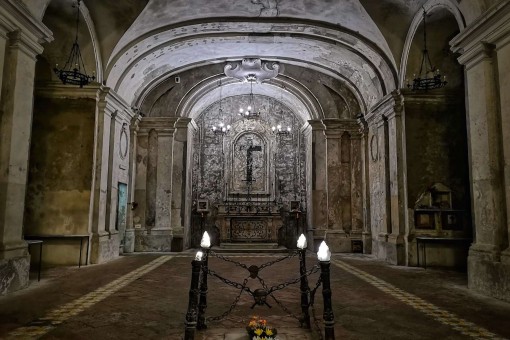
left=135, top=117, right=179, bottom=251
left=0, top=3, right=51, bottom=292
left=302, top=120, right=327, bottom=250
left=365, top=91, right=407, bottom=265
left=171, top=118, right=192, bottom=251
left=451, top=1, right=510, bottom=301
left=90, top=87, right=134, bottom=264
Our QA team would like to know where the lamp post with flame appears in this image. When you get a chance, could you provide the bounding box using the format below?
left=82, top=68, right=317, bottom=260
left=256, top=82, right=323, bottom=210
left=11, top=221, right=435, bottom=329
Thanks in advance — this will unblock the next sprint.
left=318, top=241, right=335, bottom=340
left=185, top=251, right=204, bottom=340
left=197, top=232, right=211, bottom=329
left=297, top=234, right=311, bottom=328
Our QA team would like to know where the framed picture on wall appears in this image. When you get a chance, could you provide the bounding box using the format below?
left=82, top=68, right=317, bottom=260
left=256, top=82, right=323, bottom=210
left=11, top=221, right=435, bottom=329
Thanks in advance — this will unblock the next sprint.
left=197, top=199, right=209, bottom=212
left=414, top=211, right=435, bottom=229
left=441, top=211, right=463, bottom=230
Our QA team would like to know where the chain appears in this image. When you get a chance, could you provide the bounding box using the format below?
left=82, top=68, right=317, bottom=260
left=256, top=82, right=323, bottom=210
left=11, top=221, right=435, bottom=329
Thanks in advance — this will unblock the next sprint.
left=207, top=269, right=252, bottom=293
left=258, top=251, right=299, bottom=271
left=256, top=275, right=300, bottom=319
left=309, top=275, right=324, bottom=340
left=267, top=265, right=320, bottom=294
left=206, top=277, right=249, bottom=322
left=209, top=250, right=249, bottom=270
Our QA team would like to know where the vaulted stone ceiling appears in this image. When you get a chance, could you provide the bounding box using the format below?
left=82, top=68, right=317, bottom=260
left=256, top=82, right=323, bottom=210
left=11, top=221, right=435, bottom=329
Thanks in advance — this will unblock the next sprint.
left=28, top=0, right=498, bottom=116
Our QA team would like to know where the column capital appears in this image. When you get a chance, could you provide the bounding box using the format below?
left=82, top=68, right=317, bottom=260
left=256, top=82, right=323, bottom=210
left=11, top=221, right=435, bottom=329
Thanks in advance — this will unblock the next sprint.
left=366, top=90, right=403, bottom=125
left=6, top=29, right=43, bottom=59
left=174, top=117, right=192, bottom=129
left=139, top=117, right=180, bottom=133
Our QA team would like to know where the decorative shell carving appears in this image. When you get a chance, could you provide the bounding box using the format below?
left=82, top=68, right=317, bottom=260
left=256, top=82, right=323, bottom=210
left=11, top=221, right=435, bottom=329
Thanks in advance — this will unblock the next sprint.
left=224, top=58, right=280, bottom=83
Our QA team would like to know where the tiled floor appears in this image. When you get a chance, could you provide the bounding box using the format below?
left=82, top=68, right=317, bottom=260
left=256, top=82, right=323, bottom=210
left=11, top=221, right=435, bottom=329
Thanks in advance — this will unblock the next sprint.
left=0, top=252, right=509, bottom=339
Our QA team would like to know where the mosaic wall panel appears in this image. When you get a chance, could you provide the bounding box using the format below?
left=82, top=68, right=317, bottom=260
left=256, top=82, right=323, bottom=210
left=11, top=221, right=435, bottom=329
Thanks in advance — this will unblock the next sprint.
left=192, top=94, right=306, bottom=209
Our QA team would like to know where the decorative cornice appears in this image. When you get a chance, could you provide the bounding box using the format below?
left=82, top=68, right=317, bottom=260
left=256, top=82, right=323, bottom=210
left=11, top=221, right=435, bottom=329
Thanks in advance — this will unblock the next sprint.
left=138, top=117, right=180, bottom=132
left=322, top=118, right=360, bottom=135
left=35, top=81, right=101, bottom=99
left=451, top=1, right=510, bottom=67
left=0, top=0, right=53, bottom=45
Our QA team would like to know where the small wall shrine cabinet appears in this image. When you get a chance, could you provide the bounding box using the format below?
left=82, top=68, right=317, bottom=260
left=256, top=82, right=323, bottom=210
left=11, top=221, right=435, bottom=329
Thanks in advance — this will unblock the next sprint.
left=413, top=183, right=466, bottom=237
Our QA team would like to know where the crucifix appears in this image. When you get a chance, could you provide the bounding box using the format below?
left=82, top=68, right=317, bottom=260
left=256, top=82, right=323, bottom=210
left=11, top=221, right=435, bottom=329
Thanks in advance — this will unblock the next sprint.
left=244, top=142, right=262, bottom=183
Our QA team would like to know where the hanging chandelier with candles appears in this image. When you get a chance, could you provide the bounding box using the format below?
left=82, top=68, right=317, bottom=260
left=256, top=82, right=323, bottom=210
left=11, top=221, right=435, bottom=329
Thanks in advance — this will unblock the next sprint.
left=407, top=8, right=447, bottom=91
left=54, top=0, right=95, bottom=87
left=238, top=79, right=261, bottom=119
left=211, top=79, right=231, bottom=135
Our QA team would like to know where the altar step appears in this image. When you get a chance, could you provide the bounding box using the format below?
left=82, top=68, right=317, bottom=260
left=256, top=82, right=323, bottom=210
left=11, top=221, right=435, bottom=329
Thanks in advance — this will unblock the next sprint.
left=213, top=243, right=289, bottom=253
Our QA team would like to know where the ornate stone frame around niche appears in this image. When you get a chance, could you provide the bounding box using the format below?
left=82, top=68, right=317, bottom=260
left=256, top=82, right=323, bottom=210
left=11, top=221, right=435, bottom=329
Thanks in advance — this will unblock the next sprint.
left=223, top=120, right=276, bottom=200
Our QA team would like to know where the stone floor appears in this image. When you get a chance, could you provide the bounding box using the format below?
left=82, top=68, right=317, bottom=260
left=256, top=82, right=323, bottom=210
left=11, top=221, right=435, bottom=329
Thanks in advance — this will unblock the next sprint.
left=0, top=252, right=509, bottom=340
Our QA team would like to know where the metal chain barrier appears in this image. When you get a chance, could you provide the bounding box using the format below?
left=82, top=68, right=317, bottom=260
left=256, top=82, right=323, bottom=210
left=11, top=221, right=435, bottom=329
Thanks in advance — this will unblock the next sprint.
left=203, top=249, right=325, bottom=340
left=206, top=277, right=250, bottom=322
left=309, top=275, right=324, bottom=340
left=258, top=251, right=299, bottom=270
left=209, top=250, right=249, bottom=270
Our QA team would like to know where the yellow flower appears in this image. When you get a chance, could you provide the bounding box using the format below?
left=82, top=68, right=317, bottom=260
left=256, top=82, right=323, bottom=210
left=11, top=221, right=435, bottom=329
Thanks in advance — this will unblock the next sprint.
left=254, top=328, right=263, bottom=336
left=249, top=320, right=257, bottom=327
left=266, top=329, right=273, bottom=336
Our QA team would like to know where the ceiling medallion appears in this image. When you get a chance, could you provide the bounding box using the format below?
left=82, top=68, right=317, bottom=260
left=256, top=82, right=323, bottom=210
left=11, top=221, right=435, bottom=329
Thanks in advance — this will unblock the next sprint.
left=224, top=58, right=280, bottom=83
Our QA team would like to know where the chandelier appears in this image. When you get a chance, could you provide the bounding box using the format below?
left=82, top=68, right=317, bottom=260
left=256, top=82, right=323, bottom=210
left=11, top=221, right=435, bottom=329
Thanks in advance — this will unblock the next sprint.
left=238, top=79, right=261, bottom=119
left=407, top=8, right=447, bottom=91
left=53, top=0, right=95, bottom=87
left=211, top=79, right=231, bottom=135
left=272, top=124, right=291, bottom=135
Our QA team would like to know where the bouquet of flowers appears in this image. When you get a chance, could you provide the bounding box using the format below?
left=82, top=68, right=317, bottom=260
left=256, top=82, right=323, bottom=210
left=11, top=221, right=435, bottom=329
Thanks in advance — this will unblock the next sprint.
left=246, top=316, right=277, bottom=340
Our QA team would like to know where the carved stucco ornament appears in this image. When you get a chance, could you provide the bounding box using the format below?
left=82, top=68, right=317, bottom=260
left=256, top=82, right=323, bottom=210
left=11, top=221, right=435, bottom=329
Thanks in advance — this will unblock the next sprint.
left=224, top=58, right=280, bottom=83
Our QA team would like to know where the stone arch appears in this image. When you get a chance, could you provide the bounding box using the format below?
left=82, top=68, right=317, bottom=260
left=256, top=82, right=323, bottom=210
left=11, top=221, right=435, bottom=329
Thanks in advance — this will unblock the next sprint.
left=399, top=0, right=466, bottom=88
left=37, top=0, right=103, bottom=83
left=172, top=74, right=324, bottom=122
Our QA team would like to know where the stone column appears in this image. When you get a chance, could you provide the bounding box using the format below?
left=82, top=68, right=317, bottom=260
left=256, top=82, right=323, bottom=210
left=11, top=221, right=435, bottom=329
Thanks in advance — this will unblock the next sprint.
left=451, top=1, right=510, bottom=301
left=183, top=120, right=198, bottom=249
left=171, top=118, right=192, bottom=251
left=90, top=88, right=134, bottom=264
left=154, top=128, right=174, bottom=249
left=386, top=97, right=407, bottom=265
left=90, top=93, right=115, bottom=264
left=365, top=92, right=407, bottom=265
left=303, top=120, right=327, bottom=250
left=357, top=116, right=372, bottom=253
left=322, top=119, right=363, bottom=252
left=497, top=40, right=510, bottom=265
left=125, top=115, right=141, bottom=253
left=0, top=30, right=43, bottom=294
left=135, top=118, right=176, bottom=251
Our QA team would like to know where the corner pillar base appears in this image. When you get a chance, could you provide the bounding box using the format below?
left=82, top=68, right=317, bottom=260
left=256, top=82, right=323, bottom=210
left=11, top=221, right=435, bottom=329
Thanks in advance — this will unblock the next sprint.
left=134, top=228, right=173, bottom=252
left=468, top=246, right=510, bottom=302
left=90, top=232, right=120, bottom=264
left=0, top=255, right=30, bottom=295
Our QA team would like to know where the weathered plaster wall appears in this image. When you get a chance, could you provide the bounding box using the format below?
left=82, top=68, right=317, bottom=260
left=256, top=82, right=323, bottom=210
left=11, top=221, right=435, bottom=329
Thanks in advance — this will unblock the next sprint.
left=192, top=95, right=305, bottom=206
left=25, top=96, right=95, bottom=265
left=25, top=97, right=94, bottom=235
left=404, top=94, right=470, bottom=212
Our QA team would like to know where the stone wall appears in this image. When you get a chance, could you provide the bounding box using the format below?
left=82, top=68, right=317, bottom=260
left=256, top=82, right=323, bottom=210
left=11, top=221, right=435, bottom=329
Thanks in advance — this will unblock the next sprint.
left=191, top=95, right=306, bottom=246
